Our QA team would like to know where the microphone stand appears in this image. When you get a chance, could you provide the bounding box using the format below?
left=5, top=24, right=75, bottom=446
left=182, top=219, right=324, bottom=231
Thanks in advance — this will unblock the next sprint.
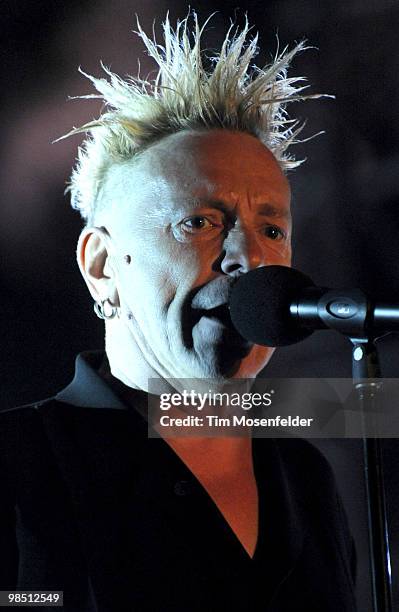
left=313, top=287, right=393, bottom=612
left=229, top=267, right=395, bottom=611
left=350, top=338, right=392, bottom=612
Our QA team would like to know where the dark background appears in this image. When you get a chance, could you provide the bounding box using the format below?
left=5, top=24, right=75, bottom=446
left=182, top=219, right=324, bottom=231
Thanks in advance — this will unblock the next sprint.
left=1, top=1, right=398, bottom=610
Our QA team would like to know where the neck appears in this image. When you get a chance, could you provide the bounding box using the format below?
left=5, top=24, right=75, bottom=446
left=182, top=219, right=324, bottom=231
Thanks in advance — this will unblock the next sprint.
left=105, top=319, right=162, bottom=392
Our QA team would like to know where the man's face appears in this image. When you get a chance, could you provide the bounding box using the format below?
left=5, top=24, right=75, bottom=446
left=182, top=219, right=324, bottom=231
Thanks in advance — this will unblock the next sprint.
left=102, top=129, right=291, bottom=382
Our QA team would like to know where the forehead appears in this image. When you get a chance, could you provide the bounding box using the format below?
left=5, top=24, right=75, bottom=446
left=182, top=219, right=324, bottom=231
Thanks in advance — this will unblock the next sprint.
left=103, top=129, right=291, bottom=223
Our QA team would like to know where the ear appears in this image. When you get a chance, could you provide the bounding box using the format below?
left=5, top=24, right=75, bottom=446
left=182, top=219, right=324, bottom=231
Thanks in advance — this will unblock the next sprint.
left=77, top=227, right=120, bottom=306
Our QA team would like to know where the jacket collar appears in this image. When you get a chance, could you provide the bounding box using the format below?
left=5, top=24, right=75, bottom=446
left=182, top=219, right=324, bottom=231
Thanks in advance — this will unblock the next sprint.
left=55, top=351, right=126, bottom=410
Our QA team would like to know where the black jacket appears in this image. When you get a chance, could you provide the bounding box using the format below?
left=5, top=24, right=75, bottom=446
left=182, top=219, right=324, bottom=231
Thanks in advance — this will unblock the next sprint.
left=0, top=353, right=357, bottom=611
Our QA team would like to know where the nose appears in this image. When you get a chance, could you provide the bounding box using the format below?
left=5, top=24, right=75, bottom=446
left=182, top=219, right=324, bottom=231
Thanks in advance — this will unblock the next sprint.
left=219, top=225, right=263, bottom=277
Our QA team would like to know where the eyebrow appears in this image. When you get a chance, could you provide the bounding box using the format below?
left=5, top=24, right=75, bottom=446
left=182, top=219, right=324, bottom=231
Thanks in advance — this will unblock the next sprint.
left=257, top=204, right=291, bottom=219
left=194, top=199, right=291, bottom=219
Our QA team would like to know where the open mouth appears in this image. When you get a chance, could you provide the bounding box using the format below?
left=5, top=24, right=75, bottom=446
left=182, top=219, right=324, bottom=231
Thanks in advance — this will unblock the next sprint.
left=193, top=303, right=251, bottom=347
left=190, top=303, right=233, bottom=329
left=183, top=279, right=251, bottom=353
left=200, top=303, right=234, bottom=327
left=181, top=298, right=253, bottom=364
left=197, top=304, right=253, bottom=364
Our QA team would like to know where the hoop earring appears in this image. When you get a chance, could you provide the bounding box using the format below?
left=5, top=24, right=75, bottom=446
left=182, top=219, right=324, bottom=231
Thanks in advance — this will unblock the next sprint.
left=93, top=299, right=118, bottom=320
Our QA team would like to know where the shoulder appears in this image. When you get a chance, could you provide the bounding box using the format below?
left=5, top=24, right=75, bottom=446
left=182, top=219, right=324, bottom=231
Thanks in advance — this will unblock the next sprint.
left=0, top=396, right=56, bottom=414
left=0, top=398, right=53, bottom=434
left=0, top=398, right=91, bottom=471
left=0, top=398, right=59, bottom=436
left=0, top=400, right=61, bottom=521
left=0, top=399, right=60, bottom=469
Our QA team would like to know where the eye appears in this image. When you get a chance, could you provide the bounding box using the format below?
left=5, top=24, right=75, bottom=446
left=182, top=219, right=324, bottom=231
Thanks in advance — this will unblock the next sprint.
left=264, top=225, right=286, bottom=241
left=180, top=216, right=214, bottom=233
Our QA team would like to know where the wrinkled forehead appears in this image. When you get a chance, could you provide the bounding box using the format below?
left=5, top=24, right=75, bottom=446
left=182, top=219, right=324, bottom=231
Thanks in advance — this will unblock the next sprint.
left=100, top=129, right=290, bottom=226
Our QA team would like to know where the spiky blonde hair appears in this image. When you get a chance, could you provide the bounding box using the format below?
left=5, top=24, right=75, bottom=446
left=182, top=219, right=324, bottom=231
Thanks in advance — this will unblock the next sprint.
left=63, top=13, right=327, bottom=224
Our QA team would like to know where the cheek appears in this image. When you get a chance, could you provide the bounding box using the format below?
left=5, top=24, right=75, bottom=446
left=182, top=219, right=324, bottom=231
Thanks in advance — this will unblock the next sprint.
left=161, top=237, right=219, bottom=286
left=263, top=238, right=291, bottom=265
left=119, top=239, right=209, bottom=310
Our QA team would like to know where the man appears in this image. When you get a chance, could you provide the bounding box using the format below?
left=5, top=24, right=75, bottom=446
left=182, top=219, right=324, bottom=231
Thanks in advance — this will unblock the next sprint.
left=0, top=14, right=357, bottom=611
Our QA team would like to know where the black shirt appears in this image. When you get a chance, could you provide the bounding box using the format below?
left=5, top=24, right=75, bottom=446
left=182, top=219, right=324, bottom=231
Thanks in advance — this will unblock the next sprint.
left=0, top=352, right=357, bottom=611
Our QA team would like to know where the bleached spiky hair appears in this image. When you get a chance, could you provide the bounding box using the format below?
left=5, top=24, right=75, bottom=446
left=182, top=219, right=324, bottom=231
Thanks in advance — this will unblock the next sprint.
left=63, top=13, right=327, bottom=224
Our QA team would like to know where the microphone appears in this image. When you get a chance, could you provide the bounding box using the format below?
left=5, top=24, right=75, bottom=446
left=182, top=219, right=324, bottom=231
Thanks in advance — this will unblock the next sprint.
left=228, top=265, right=399, bottom=347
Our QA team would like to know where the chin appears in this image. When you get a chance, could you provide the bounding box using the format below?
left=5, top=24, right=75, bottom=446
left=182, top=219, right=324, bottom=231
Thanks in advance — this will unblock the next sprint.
left=191, top=344, right=273, bottom=382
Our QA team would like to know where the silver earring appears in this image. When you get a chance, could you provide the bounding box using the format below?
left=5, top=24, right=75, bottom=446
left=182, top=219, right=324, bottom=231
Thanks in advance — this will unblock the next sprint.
left=93, top=299, right=118, bottom=320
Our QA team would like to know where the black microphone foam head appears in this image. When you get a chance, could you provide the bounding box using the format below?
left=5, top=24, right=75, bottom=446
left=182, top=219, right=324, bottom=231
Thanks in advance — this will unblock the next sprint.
left=229, top=265, right=315, bottom=346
